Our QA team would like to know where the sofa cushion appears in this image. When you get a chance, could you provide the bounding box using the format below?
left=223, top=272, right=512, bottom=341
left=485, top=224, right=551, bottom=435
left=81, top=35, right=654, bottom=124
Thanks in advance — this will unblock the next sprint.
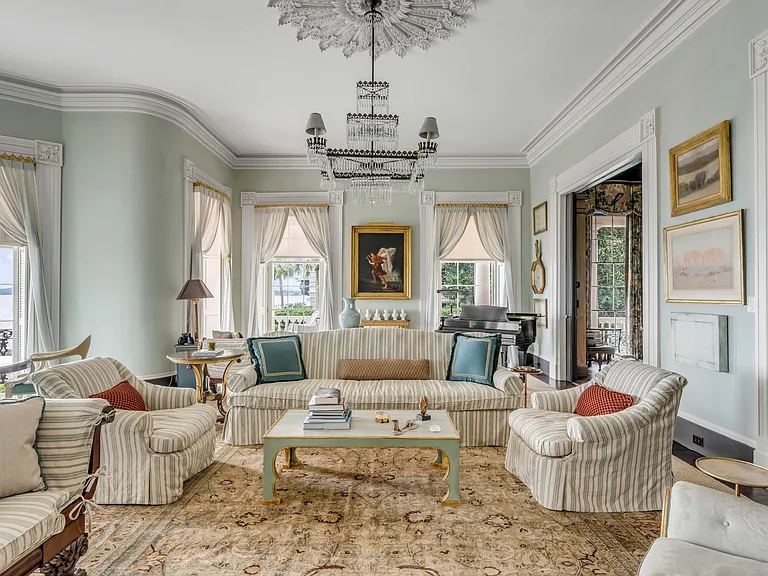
left=0, top=397, right=46, bottom=498
left=638, top=538, right=768, bottom=576
left=247, top=335, right=307, bottom=384
left=90, top=381, right=147, bottom=411
left=0, top=490, right=69, bottom=571
left=508, top=409, right=573, bottom=457
left=227, top=378, right=518, bottom=412
left=447, top=333, right=502, bottom=387
left=149, top=404, right=218, bottom=454
left=575, top=384, right=633, bottom=417
left=338, top=359, right=430, bottom=381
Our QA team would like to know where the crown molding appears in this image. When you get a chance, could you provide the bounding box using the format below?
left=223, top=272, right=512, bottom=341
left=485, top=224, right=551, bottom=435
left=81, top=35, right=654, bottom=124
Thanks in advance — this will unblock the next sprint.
left=523, top=0, right=731, bottom=166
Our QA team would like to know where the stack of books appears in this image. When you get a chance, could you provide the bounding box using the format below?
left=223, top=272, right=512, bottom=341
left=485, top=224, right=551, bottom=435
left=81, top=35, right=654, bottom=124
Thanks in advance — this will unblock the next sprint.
left=303, top=387, right=351, bottom=430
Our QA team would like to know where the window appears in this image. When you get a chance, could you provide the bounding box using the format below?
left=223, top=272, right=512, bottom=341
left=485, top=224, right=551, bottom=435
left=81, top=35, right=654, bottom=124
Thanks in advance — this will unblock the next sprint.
left=439, top=215, right=502, bottom=317
left=590, top=215, right=627, bottom=352
left=268, top=215, right=323, bottom=331
left=0, top=245, right=26, bottom=366
left=200, top=234, right=222, bottom=338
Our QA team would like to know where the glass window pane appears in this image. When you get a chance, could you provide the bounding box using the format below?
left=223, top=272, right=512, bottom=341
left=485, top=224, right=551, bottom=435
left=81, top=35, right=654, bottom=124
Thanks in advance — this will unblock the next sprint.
left=614, top=264, right=626, bottom=287
left=458, top=263, right=475, bottom=285
left=597, top=287, right=613, bottom=311
left=441, top=262, right=457, bottom=286
left=597, top=263, right=612, bottom=287
left=615, top=287, right=626, bottom=311
left=597, top=230, right=611, bottom=262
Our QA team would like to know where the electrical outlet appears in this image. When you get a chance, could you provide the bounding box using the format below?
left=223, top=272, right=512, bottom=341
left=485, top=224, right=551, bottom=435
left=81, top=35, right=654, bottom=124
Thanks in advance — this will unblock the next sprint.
left=693, top=435, right=704, bottom=447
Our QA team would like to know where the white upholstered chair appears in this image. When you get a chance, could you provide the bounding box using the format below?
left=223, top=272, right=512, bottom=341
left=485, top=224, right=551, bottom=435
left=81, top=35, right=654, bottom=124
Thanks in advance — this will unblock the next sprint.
left=505, top=360, right=687, bottom=512
left=31, top=357, right=217, bottom=505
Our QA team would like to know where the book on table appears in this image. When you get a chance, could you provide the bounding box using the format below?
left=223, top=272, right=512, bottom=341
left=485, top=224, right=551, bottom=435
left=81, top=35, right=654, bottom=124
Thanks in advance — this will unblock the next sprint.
left=310, top=387, right=342, bottom=405
left=303, top=408, right=351, bottom=430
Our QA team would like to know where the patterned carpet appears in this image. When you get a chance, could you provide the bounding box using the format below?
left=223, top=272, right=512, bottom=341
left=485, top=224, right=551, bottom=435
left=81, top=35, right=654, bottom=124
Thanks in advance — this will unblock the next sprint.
left=73, top=427, right=729, bottom=576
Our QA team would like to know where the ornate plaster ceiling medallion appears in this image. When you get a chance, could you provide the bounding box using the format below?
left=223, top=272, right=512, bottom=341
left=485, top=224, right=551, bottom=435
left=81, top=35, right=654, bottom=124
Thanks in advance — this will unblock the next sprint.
left=267, top=0, right=477, bottom=58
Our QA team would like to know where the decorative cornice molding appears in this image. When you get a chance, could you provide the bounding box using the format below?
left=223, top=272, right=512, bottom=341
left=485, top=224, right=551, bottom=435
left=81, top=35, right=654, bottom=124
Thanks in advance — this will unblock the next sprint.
left=183, top=157, right=230, bottom=201
left=751, top=30, right=768, bottom=79
left=641, top=109, right=657, bottom=142
left=232, top=155, right=529, bottom=170
left=241, top=192, right=257, bottom=207
left=34, top=140, right=62, bottom=166
left=328, top=191, right=344, bottom=206
left=549, top=177, right=558, bottom=196
left=507, top=191, right=523, bottom=207
left=420, top=191, right=436, bottom=206
left=184, top=159, right=196, bottom=181
left=523, top=0, right=731, bottom=166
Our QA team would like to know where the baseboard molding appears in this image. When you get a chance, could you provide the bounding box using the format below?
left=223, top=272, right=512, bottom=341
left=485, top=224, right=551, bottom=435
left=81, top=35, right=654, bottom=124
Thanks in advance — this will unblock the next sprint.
left=530, top=355, right=550, bottom=378
left=675, top=414, right=754, bottom=462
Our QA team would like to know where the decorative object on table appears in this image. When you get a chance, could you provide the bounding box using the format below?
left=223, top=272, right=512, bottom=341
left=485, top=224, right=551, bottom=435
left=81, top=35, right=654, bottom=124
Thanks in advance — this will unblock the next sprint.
left=373, top=309, right=381, bottom=320
left=364, top=309, right=371, bottom=321
left=177, top=332, right=194, bottom=346
left=297, top=0, right=448, bottom=207
left=339, top=297, right=362, bottom=328
left=176, top=279, right=214, bottom=342
left=663, top=210, right=744, bottom=304
left=533, top=298, right=548, bottom=329
left=531, top=240, right=546, bottom=295
left=191, top=349, right=224, bottom=358
left=383, top=309, right=390, bottom=320
left=446, top=332, right=502, bottom=387
left=392, top=419, right=419, bottom=436
left=246, top=335, right=307, bottom=384
left=670, top=120, right=731, bottom=217
left=400, top=309, right=407, bottom=321
left=352, top=224, right=412, bottom=299
left=337, top=358, right=429, bottom=380
left=417, top=394, right=431, bottom=421
left=304, top=387, right=351, bottom=430
left=670, top=312, right=729, bottom=372
left=695, top=457, right=768, bottom=497
left=429, top=424, right=442, bottom=433
left=207, top=340, right=217, bottom=351
left=511, top=366, right=542, bottom=408
left=375, top=410, right=390, bottom=424
left=533, top=201, right=548, bottom=235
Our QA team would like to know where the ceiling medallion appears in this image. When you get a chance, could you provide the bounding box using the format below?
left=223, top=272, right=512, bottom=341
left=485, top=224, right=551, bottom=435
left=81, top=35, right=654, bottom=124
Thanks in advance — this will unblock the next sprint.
left=267, top=0, right=477, bottom=58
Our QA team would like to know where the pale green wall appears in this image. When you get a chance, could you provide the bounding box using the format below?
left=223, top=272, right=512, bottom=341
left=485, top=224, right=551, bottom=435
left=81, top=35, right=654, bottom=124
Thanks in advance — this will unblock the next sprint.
left=0, top=99, right=63, bottom=143
left=234, top=168, right=530, bottom=329
left=529, top=0, right=768, bottom=440
left=60, top=112, right=234, bottom=376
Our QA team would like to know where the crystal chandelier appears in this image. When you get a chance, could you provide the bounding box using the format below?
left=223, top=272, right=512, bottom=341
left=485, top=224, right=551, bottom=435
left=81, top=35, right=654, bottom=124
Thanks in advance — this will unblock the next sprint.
left=304, top=0, right=440, bottom=207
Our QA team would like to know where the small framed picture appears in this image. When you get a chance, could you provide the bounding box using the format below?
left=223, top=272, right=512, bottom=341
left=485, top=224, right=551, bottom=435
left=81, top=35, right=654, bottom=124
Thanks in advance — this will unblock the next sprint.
left=533, top=201, right=548, bottom=235
left=533, top=298, right=548, bottom=329
left=669, top=120, right=731, bottom=217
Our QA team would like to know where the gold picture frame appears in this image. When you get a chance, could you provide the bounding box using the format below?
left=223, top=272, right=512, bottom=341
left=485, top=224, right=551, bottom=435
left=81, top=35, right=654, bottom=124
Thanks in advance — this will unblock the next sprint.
left=670, top=120, right=731, bottom=217
left=533, top=201, right=548, bottom=235
left=531, top=240, right=546, bottom=295
left=663, top=210, right=744, bottom=304
left=352, top=223, right=411, bottom=300
left=533, top=298, right=548, bottom=329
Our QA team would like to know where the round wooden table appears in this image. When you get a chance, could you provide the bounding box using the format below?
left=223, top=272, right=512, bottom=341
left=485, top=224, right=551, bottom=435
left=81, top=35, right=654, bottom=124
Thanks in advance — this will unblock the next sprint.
left=695, top=457, right=768, bottom=497
left=512, top=367, right=542, bottom=408
left=166, top=351, right=244, bottom=420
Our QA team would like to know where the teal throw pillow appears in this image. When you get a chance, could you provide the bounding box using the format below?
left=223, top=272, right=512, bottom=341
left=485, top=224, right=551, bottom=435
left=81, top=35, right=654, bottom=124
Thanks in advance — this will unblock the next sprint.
left=246, top=335, right=307, bottom=384
left=446, top=332, right=502, bottom=387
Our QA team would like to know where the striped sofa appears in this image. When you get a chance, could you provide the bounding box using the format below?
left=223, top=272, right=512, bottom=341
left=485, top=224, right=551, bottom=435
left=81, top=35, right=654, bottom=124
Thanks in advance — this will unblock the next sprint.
left=224, top=328, right=525, bottom=447
left=31, top=358, right=218, bottom=505
left=505, top=360, right=687, bottom=512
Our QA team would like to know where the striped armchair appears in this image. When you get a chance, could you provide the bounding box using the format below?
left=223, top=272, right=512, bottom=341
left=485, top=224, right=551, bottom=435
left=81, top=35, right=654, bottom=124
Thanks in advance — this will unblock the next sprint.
left=505, top=360, right=687, bottom=512
left=31, top=358, right=217, bottom=505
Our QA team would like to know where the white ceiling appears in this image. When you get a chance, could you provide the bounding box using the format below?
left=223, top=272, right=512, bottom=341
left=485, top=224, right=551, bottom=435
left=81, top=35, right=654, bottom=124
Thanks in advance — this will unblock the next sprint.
left=0, top=0, right=665, bottom=158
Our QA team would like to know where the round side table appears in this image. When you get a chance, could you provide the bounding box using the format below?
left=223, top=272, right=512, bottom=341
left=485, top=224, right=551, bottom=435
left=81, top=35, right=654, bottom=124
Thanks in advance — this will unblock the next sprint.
left=167, top=351, right=244, bottom=421
left=695, top=457, right=768, bottom=497
left=512, top=367, right=542, bottom=408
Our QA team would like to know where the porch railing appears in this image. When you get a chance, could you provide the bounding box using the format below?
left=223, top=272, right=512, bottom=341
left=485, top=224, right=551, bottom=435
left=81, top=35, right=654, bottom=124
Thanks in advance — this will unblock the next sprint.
left=0, top=329, right=11, bottom=357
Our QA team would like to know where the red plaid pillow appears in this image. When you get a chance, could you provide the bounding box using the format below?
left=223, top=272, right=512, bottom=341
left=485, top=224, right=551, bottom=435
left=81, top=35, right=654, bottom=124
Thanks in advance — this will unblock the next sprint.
left=90, top=380, right=147, bottom=411
left=575, top=384, right=633, bottom=417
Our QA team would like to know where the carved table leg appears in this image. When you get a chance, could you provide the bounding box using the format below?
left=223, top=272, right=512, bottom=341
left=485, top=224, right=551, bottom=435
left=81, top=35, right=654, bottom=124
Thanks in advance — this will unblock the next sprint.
left=40, top=533, right=89, bottom=576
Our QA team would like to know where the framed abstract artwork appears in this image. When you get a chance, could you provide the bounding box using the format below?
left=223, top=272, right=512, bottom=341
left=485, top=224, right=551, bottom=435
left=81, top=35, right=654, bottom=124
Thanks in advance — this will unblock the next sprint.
left=351, top=224, right=411, bottom=300
left=663, top=210, right=744, bottom=304
left=533, top=201, right=548, bottom=235
left=669, top=120, right=731, bottom=217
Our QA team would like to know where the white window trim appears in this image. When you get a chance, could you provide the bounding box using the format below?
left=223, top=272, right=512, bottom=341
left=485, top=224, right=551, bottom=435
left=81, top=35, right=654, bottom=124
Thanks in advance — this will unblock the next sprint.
left=0, top=135, right=62, bottom=349
left=438, top=260, right=499, bottom=312
left=266, top=257, right=325, bottom=331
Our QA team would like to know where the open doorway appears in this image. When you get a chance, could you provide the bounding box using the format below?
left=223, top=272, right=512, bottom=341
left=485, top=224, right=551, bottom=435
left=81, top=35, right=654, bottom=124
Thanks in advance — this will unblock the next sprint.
left=571, top=163, right=643, bottom=381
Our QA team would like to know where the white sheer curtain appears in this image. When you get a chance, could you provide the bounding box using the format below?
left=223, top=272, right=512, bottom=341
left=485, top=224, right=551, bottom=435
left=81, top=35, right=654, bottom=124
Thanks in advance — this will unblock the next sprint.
left=245, top=207, right=289, bottom=336
left=474, top=206, right=517, bottom=310
left=424, top=206, right=471, bottom=330
left=293, top=206, right=335, bottom=332
left=219, top=201, right=235, bottom=331
left=190, top=186, right=221, bottom=279
left=0, top=159, right=54, bottom=354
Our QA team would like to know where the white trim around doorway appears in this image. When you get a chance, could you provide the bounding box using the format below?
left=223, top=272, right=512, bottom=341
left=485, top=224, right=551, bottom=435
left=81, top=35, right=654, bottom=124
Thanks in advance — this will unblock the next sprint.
left=548, top=110, right=659, bottom=381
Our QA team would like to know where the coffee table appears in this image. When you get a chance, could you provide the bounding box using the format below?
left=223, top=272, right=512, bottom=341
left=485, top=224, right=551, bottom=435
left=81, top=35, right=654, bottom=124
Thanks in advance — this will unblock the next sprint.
left=262, top=409, right=461, bottom=506
left=696, top=457, right=768, bottom=497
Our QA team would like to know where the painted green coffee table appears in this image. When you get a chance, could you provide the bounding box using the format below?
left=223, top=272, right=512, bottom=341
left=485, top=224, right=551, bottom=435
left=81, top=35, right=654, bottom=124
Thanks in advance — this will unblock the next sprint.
left=262, top=409, right=461, bottom=506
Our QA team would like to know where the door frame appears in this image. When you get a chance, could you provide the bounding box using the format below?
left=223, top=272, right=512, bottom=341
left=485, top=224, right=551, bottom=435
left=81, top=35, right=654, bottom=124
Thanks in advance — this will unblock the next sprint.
left=548, top=110, right=659, bottom=381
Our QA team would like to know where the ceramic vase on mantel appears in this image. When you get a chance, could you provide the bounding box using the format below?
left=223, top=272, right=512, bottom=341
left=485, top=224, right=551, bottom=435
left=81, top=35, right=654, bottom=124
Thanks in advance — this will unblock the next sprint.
left=339, top=297, right=362, bottom=329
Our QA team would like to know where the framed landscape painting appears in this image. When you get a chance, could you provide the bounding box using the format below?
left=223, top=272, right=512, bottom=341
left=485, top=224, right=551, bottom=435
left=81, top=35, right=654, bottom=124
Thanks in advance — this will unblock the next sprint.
left=669, top=120, right=731, bottom=217
left=533, top=201, right=548, bottom=235
left=352, top=224, right=411, bottom=300
left=663, top=210, right=744, bottom=304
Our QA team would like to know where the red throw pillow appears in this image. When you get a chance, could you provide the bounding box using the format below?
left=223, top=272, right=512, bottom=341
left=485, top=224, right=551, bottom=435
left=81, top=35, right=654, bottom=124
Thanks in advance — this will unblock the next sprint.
left=575, top=384, right=633, bottom=417
left=89, top=380, right=147, bottom=411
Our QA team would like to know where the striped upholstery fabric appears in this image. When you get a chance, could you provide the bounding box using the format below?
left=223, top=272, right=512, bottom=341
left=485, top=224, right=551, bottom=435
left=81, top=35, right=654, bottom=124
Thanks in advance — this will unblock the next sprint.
left=31, top=358, right=217, bottom=505
left=224, top=329, right=525, bottom=447
left=0, top=491, right=69, bottom=571
left=198, top=338, right=251, bottom=380
left=505, top=360, right=688, bottom=512
left=508, top=410, right=572, bottom=457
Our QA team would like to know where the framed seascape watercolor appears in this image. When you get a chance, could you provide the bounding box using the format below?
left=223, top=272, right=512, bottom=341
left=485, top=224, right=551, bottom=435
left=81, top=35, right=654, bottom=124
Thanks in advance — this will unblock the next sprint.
left=663, top=210, right=744, bottom=304
left=352, top=224, right=411, bottom=300
left=669, top=120, right=731, bottom=217
left=533, top=201, right=548, bottom=235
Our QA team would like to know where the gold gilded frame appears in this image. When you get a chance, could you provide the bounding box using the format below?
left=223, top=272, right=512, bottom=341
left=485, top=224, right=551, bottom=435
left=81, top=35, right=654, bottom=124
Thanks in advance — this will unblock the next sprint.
left=531, top=239, right=546, bottom=295
left=533, top=201, right=548, bottom=235
left=669, top=120, right=731, bottom=217
left=351, top=223, right=411, bottom=300
left=663, top=209, right=745, bottom=304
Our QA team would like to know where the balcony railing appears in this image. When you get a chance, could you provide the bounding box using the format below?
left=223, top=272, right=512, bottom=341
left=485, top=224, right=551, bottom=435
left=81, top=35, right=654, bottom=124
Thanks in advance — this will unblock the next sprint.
left=272, top=315, right=319, bottom=333
left=0, top=328, right=11, bottom=357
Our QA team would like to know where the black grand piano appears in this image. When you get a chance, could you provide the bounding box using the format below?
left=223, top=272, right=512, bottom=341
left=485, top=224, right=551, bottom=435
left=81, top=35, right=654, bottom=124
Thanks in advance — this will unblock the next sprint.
left=437, top=305, right=537, bottom=367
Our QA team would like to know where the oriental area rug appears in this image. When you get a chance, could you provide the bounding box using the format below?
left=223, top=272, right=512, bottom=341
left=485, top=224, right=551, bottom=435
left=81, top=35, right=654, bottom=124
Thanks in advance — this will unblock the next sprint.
left=69, top=428, right=729, bottom=576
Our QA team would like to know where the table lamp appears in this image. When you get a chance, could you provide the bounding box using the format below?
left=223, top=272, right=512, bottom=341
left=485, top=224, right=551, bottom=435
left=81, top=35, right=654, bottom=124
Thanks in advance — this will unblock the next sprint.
left=176, top=279, right=213, bottom=342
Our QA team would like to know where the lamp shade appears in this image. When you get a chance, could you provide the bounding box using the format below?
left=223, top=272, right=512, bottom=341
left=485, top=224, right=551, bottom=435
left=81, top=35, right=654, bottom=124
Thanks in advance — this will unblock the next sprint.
left=305, top=113, right=327, bottom=136
left=176, top=279, right=213, bottom=300
left=419, top=117, right=440, bottom=140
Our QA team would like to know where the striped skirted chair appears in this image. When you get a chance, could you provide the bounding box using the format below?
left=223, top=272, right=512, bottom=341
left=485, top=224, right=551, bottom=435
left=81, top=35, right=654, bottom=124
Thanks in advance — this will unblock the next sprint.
left=505, top=360, right=687, bottom=512
left=31, top=358, right=217, bottom=505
